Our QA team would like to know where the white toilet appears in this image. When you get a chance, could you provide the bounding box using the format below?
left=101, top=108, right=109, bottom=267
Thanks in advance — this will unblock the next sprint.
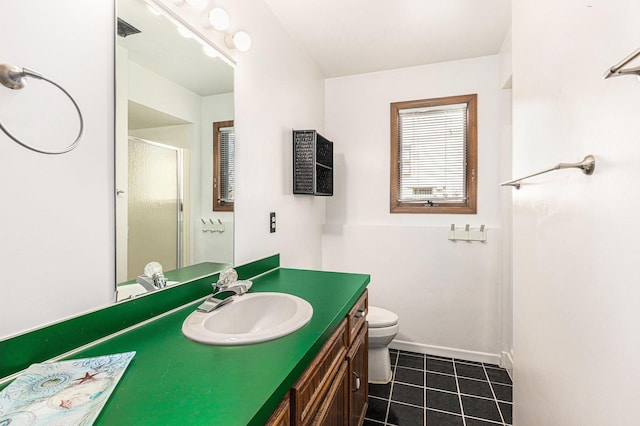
left=367, top=306, right=400, bottom=384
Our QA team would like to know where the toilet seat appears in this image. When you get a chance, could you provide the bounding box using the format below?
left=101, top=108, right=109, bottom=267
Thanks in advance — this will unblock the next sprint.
left=367, top=306, right=399, bottom=328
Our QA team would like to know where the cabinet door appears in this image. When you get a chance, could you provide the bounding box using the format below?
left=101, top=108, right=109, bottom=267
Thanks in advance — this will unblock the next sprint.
left=311, top=361, right=348, bottom=426
left=266, top=393, right=291, bottom=426
left=292, top=320, right=348, bottom=425
left=348, top=326, right=368, bottom=426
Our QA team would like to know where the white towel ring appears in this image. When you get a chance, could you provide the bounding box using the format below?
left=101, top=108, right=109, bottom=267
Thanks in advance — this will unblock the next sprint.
left=0, top=64, right=84, bottom=155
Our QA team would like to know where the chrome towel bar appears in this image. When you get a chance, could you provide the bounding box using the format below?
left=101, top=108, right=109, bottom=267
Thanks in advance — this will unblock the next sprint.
left=0, top=63, right=84, bottom=155
left=603, top=46, right=640, bottom=79
left=501, top=155, right=596, bottom=190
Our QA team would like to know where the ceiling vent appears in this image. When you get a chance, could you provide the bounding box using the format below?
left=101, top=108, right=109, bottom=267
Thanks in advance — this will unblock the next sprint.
left=117, top=18, right=141, bottom=38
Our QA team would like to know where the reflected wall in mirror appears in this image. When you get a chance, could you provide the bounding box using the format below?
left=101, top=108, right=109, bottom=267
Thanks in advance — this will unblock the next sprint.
left=116, top=0, right=235, bottom=289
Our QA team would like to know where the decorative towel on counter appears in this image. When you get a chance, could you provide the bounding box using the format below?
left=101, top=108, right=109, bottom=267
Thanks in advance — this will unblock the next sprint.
left=0, top=351, right=135, bottom=425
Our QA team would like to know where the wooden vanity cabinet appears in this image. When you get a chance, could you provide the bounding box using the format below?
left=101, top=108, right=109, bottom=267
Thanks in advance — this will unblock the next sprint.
left=347, top=290, right=368, bottom=426
left=270, top=290, right=368, bottom=426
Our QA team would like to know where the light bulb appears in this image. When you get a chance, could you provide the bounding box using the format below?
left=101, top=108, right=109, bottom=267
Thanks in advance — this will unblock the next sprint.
left=232, top=31, right=252, bottom=52
left=208, top=8, right=230, bottom=31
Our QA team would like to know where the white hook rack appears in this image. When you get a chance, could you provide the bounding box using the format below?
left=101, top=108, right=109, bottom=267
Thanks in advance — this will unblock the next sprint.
left=448, top=224, right=487, bottom=242
left=201, top=218, right=225, bottom=233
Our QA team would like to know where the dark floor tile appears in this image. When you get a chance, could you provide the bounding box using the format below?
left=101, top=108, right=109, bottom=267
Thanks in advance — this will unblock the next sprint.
left=454, top=362, right=487, bottom=380
left=491, top=382, right=512, bottom=402
left=426, top=358, right=454, bottom=375
left=369, top=382, right=392, bottom=399
left=395, top=366, right=425, bottom=386
left=365, top=396, right=389, bottom=422
left=387, top=402, right=425, bottom=426
left=426, top=354, right=452, bottom=361
left=390, top=349, right=399, bottom=366
left=464, top=418, right=503, bottom=426
left=426, top=389, right=461, bottom=414
left=391, top=383, right=424, bottom=407
left=482, top=363, right=501, bottom=369
left=397, top=353, right=424, bottom=370
left=369, top=351, right=513, bottom=426
left=426, top=409, right=463, bottom=426
left=499, top=401, right=512, bottom=424
left=460, top=396, right=502, bottom=423
left=457, top=377, right=493, bottom=398
left=426, top=372, right=458, bottom=392
left=455, top=359, right=483, bottom=365
left=486, top=367, right=512, bottom=385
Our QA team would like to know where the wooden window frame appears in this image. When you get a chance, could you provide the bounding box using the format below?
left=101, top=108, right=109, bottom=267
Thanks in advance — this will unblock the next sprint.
left=213, top=120, right=234, bottom=212
left=390, top=94, right=477, bottom=214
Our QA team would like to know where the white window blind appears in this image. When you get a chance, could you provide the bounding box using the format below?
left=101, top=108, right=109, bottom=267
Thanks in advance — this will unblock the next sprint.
left=397, top=102, right=467, bottom=203
left=219, top=126, right=235, bottom=203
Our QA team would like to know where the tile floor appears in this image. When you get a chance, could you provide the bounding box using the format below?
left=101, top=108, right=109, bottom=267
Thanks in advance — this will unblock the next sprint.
left=365, top=349, right=512, bottom=426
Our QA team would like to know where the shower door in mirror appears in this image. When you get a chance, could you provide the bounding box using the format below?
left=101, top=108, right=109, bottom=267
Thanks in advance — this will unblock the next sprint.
left=126, top=137, right=183, bottom=281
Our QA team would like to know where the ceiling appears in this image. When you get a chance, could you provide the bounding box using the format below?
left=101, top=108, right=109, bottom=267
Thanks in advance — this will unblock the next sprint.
left=117, top=0, right=234, bottom=97
left=264, top=0, right=512, bottom=78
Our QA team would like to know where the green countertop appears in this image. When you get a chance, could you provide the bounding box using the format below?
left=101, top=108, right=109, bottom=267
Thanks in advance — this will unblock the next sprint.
left=117, top=262, right=230, bottom=287
left=75, top=268, right=369, bottom=425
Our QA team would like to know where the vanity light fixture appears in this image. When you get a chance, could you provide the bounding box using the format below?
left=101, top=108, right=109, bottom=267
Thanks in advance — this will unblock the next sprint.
left=176, top=0, right=252, bottom=53
left=208, top=8, right=230, bottom=31
left=225, top=31, right=252, bottom=52
left=145, top=0, right=238, bottom=63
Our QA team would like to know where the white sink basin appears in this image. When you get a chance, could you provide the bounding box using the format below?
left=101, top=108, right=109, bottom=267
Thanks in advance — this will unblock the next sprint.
left=181, top=292, right=313, bottom=345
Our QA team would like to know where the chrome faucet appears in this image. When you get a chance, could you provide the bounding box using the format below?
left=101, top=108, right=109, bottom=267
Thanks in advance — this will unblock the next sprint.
left=196, top=282, right=249, bottom=313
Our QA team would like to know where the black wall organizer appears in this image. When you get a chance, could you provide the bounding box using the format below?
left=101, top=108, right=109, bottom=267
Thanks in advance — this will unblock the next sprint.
left=293, top=129, right=333, bottom=196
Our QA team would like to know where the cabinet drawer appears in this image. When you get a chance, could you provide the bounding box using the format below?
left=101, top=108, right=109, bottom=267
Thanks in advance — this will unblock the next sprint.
left=266, top=393, right=291, bottom=426
left=291, top=319, right=348, bottom=425
left=347, top=290, right=368, bottom=345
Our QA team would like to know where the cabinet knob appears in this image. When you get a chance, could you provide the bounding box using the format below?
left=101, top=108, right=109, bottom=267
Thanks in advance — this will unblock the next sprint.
left=352, top=372, right=361, bottom=392
left=355, top=309, right=366, bottom=319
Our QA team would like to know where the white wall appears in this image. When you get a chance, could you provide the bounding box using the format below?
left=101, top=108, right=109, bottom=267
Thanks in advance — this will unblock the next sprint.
left=512, top=1, right=640, bottom=424
left=0, top=0, right=115, bottom=338
left=498, top=29, right=514, bottom=372
left=230, top=3, right=327, bottom=269
left=323, top=56, right=504, bottom=362
left=197, top=93, right=234, bottom=265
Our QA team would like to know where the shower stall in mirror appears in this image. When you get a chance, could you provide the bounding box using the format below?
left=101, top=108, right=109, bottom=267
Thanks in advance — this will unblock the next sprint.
left=127, top=137, right=183, bottom=280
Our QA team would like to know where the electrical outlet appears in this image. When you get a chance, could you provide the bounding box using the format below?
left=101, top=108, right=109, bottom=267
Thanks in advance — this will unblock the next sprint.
left=270, top=212, right=276, bottom=233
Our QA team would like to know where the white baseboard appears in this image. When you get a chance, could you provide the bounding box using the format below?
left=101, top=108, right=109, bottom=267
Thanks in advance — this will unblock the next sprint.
left=501, top=350, right=514, bottom=379
left=390, top=340, right=501, bottom=366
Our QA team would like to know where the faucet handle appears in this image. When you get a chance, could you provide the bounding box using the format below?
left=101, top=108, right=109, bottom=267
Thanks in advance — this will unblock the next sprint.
left=211, top=281, right=225, bottom=293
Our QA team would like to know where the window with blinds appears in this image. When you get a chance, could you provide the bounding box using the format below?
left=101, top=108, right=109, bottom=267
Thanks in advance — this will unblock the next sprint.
left=390, top=94, right=477, bottom=214
left=213, top=120, right=234, bottom=211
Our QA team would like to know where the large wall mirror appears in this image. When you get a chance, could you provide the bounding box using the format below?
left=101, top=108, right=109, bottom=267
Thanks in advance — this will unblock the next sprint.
left=115, top=0, right=235, bottom=294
